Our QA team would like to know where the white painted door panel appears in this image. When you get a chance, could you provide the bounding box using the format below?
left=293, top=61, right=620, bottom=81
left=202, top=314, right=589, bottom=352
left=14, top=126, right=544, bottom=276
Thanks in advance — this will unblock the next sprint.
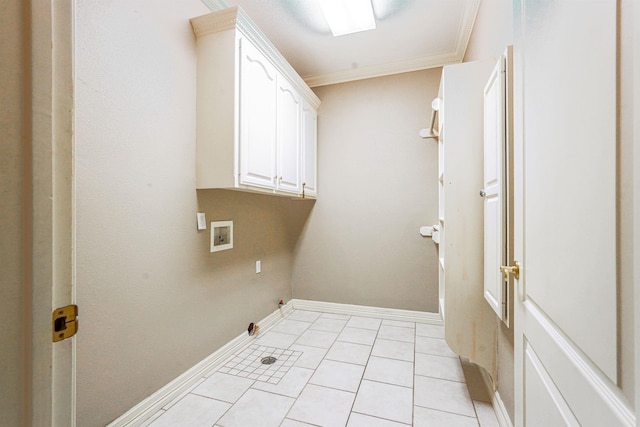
left=524, top=340, right=580, bottom=427
left=239, top=38, right=277, bottom=189
left=276, top=75, right=301, bottom=194
left=483, top=57, right=505, bottom=320
left=513, top=0, right=630, bottom=425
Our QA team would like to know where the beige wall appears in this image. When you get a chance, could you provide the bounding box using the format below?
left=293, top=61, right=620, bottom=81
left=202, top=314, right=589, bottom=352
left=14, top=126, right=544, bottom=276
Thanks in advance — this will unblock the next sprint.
left=463, top=0, right=515, bottom=421
left=291, top=70, right=441, bottom=313
left=464, top=0, right=513, bottom=62
left=74, top=1, right=309, bottom=425
left=0, top=0, right=28, bottom=425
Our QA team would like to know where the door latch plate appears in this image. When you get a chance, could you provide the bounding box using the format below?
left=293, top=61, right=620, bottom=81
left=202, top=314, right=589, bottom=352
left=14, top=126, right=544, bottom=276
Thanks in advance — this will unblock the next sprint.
left=52, top=305, right=78, bottom=342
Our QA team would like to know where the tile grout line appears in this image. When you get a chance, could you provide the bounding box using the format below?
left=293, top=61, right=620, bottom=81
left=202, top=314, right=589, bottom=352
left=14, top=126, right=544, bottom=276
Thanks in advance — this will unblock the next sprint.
left=344, top=314, right=380, bottom=427
left=281, top=310, right=351, bottom=426
left=412, top=322, right=417, bottom=426
left=152, top=309, right=475, bottom=427
left=414, top=402, right=482, bottom=420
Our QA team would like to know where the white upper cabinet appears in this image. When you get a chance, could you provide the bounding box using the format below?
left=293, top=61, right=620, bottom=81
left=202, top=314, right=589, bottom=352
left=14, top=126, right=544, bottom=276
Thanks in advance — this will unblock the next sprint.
left=191, top=6, right=320, bottom=198
left=239, top=38, right=278, bottom=189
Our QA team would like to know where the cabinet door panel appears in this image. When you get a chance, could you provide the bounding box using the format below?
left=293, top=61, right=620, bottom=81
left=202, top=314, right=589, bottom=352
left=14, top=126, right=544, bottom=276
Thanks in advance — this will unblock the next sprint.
left=239, top=38, right=277, bottom=189
left=483, top=56, right=506, bottom=321
left=276, top=76, right=301, bottom=193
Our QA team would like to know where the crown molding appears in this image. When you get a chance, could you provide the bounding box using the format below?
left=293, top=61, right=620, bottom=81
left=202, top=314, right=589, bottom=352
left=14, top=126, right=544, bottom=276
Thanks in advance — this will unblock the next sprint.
left=199, top=0, right=228, bottom=12
left=302, top=0, right=481, bottom=87
left=303, top=0, right=480, bottom=87
left=190, top=6, right=238, bottom=37
left=196, top=1, right=481, bottom=91
left=303, top=51, right=463, bottom=87
left=191, top=6, right=320, bottom=109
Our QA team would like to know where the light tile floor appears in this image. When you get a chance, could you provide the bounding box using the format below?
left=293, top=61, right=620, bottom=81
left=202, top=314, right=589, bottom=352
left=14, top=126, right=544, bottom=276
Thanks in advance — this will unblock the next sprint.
left=145, top=310, right=500, bottom=427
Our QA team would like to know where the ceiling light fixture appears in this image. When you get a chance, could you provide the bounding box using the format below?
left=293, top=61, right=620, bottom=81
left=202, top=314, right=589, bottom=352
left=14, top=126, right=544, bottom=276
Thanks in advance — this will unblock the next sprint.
left=317, top=0, right=376, bottom=37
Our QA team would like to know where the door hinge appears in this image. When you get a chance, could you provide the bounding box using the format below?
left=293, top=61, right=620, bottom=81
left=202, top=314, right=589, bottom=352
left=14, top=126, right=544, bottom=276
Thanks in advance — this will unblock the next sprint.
left=52, top=305, right=78, bottom=342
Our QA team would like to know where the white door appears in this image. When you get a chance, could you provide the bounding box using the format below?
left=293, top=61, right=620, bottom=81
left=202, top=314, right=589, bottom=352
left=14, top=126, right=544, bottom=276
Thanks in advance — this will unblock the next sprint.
left=513, top=1, right=632, bottom=425
left=276, top=75, right=301, bottom=194
left=483, top=54, right=506, bottom=322
left=239, top=37, right=277, bottom=189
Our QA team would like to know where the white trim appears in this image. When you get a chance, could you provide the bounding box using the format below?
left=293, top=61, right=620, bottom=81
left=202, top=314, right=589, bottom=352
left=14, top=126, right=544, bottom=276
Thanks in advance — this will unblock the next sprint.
left=200, top=0, right=227, bottom=11
left=289, top=299, right=442, bottom=325
left=493, top=391, right=514, bottom=427
left=107, top=304, right=291, bottom=427
left=303, top=52, right=462, bottom=88
left=199, top=0, right=480, bottom=89
left=525, top=300, right=635, bottom=426
left=478, top=364, right=514, bottom=427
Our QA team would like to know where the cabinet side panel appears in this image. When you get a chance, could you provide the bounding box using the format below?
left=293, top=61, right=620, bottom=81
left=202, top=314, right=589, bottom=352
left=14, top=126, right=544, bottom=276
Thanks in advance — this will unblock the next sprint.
left=196, top=30, right=237, bottom=189
left=301, top=101, right=317, bottom=197
left=442, top=60, right=498, bottom=378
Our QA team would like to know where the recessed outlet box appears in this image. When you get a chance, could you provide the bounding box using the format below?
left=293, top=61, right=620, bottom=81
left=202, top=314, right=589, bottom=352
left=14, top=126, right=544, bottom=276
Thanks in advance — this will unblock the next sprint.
left=210, top=220, right=233, bottom=252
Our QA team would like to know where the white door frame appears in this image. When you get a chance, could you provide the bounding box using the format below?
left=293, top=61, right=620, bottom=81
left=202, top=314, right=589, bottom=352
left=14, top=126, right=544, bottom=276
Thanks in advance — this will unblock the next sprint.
left=30, top=0, right=75, bottom=425
left=634, top=1, right=640, bottom=423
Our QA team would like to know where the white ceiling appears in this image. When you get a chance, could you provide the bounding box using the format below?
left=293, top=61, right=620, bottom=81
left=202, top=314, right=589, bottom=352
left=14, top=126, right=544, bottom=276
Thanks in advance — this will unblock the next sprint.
left=201, top=0, right=481, bottom=87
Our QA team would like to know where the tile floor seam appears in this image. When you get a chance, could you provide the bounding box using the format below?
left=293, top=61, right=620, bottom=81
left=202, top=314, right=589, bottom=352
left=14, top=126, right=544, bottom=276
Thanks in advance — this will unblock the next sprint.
left=360, top=376, right=414, bottom=390
left=208, top=380, right=254, bottom=425
left=344, top=313, right=379, bottom=427
left=146, top=309, right=498, bottom=427
left=350, top=409, right=413, bottom=426
left=413, top=402, right=481, bottom=419
left=373, top=336, right=415, bottom=344
left=414, top=372, right=466, bottom=384
left=281, top=312, right=353, bottom=427
left=367, top=353, right=414, bottom=363
left=412, top=322, right=417, bottom=426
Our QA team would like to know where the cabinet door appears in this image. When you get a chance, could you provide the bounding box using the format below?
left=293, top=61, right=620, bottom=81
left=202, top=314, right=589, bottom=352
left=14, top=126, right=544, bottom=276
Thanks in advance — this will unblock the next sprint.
left=482, top=55, right=506, bottom=321
left=301, top=99, right=317, bottom=197
left=239, top=37, right=277, bottom=189
left=276, top=75, right=301, bottom=194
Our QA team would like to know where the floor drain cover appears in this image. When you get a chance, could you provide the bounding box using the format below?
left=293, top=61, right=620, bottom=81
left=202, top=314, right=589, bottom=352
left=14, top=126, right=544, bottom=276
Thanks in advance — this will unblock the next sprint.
left=261, top=356, right=277, bottom=365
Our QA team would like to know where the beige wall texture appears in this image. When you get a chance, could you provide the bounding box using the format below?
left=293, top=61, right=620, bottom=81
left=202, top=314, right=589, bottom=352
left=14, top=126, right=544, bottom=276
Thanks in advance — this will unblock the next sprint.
left=74, top=1, right=310, bottom=425
left=462, top=0, right=515, bottom=421
left=291, top=70, right=441, bottom=313
left=0, top=0, right=28, bottom=425
left=464, top=0, right=514, bottom=63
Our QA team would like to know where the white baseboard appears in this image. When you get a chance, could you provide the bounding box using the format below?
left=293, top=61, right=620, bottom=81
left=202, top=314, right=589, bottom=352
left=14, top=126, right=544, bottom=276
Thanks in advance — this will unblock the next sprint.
left=108, top=299, right=437, bottom=426
left=478, top=364, right=513, bottom=427
left=290, top=299, right=442, bottom=325
left=108, top=303, right=292, bottom=426
left=493, top=391, right=513, bottom=427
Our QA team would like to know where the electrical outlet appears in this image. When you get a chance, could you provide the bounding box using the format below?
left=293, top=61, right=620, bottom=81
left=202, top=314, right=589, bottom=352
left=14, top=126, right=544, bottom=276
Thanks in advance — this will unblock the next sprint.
left=256, top=260, right=261, bottom=274
left=197, top=213, right=206, bottom=230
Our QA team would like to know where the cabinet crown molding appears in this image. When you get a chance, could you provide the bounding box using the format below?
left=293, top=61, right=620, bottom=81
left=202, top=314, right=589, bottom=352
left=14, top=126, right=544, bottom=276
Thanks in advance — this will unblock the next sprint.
left=191, top=6, right=320, bottom=109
